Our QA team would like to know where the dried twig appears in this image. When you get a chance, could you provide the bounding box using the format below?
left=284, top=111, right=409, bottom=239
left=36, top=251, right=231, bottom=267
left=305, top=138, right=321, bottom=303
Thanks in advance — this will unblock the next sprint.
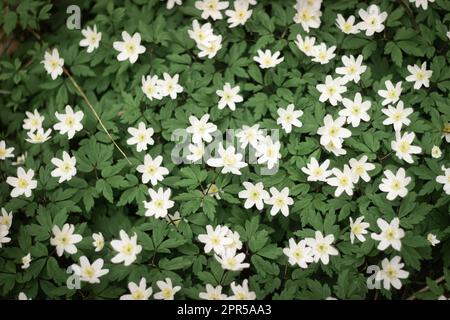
left=28, top=29, right=131, bottom=164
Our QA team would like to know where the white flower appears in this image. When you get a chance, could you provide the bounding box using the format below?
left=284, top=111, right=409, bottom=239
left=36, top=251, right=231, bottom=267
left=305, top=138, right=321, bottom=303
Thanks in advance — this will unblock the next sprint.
left=229, top=279, right=256, bottom=300
left=111, top=230, right=142, bottom=266
left=41, top=48, right=64, bottom=80
left=301, top=157, right=332, bottom=182
left=215, top=248, right=250, bottom=271
left=317, top=115, right=352, bottom=149
left=379, top=168, right=411, bottom=200
left=216, top=83, right=243, bottom=111
left=371, top=218, right=405, bottom=251
left=25, top=128, right=52, bottom=144
left=18, top=292, right=31, bottom=300
left=22, top=109, right=44, bottom=132
left=378, top=80, right=402, bottom=106
left=339, top=93, right=371, bottom=127
left=137, top=155, right=169, bottom=186
left=409, top=0, right=435, bottom=10
left=143, top=187, right=175, bottom=218
left=12, top=152, right=27, bottom=166
left=120, top=278, right=153, bottom=300
left=0, top=208, right=13, bottom=230
left=327, top=165, right=356, bottom=197
left=391, top=132, right=422, bottom=164
left=375, top=256, right=409, bottom=290
left=188, top=20, right=214, bottom=45
left=357, top=4, right=388, bottom=36
left=141, top=75, right=162, bottom=100
left=0, top=226, right=11, bottom=248
left=113, top=31, right=146, bottom=64
left=205, top=183, right=222, bottom=199
left=265, top=187, right=293, bottom=217
left=225, top=1, right=252, bottom=27
left=166, top=0, right=182, bottom=10
left=349, top=216, right=370, bottom=244
left=154, top=278, right=181, bottom=300
left=324, top=141, right=347, bottom=157
left=195, top=0, right=229, bottom=20
left=443, top=122, right=450, bottom=143
left=199, top=284, right=227, bottom=300
left=381, top=101, right=413, bottom=132
left=50, top=223, right=83, bottom=256
left=53, top=105, right=84, bottom=139
left=165, top=211, right=184, bottom=227
left=431, top=145, right=442, bottom=158
left=311, top=43, right=336, bottom=64
left=92, top=232, right=105, bottom=252
left=426, top=233, right=440, bottom=246
left=127, top=122, right=154, bottom=152
left=71, top=256, right=109, bottom=284
left=294, top=34, right=316, bottom=56
left=253, top=49, right=284, bottom=69
left=21, top=253, right=32, bottom=269
left=283, top=238, right=313, bottom=268
left=157, top=73, right=183, bottom=99
left=236, top=124, right=264, bottom=149
left=225, top=229, right=243, bottom=252
left=349, top=155, right=376, bottom=183
left=316, top=75, right=347, bottom=106
left=79, top=25, right=102, bottom=53
left=198, top=225, right=232, bottom=255
left=187, top=143, right=205, bottom=163
left=305, top=231, right=339, bottom=265
left=50, top=151, right=77, bottom=183
left=238, top=181, right=270, bottom=210
left=197, top=34, right=222, bottom=59
left=6, top=167, right=37, bottom=198
left=255, top=136, right=281, bottom=170
left=405, top=62, right=432, bottom=89
left=277, top=104, right=303, bottom=133
left=293, top=0, right=322, bottom=33
left=336, top=55, right=367, bottom=84
left=335, top=14, right=359, bottom=34
left=0, top=140, right=14, bottom=160
left=207, top=144, right=247, bottom=175
left=436, top=166, right=450, bottom=195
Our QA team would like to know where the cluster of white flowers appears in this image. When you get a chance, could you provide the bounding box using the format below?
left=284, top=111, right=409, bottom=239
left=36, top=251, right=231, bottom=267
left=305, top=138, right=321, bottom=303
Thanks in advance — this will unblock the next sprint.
left=4, top=0, right=449, bottom=300
left=188, top=20, right=223, bottom=59
left=295, top=35, right=336, bottom=65
left=120, top=277, right=182, bottom=300
left=284, top=231, right=338, bottom=267
left=199, top=279, right=256, bottom=300
left=238, top=182, right=294, bottom=217
left=198, top=224, right=248, bottom=271
left=335, top=4, right=388, bottom=36
left=0, top=208, right=13, bottom=248
left=141, top=73, right=184, bottom=100
left=293, top=0, right=322, bottom=33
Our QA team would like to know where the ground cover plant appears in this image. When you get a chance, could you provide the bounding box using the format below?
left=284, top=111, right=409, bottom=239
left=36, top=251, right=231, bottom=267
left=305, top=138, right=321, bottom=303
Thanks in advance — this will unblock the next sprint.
left=0, top=0, right=449, bottom=300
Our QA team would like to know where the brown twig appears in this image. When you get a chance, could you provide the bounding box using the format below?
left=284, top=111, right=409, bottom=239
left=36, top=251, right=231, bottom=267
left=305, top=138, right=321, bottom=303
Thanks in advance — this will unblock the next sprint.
left=398, top=0, right=420, bottom=31
left=407, top=276, right=445, bottom=300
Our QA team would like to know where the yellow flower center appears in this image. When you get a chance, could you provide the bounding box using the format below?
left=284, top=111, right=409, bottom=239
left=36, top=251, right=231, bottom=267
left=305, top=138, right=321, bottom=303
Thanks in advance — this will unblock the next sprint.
left=122, top=243, right=134, bottom=255
left=18, top=178, right=29, bottom=189
left=132, top=291, right=145, bottom=300
left=83, top=266, right=95, bottom=278
left=391, top=180, right=401, bottom=191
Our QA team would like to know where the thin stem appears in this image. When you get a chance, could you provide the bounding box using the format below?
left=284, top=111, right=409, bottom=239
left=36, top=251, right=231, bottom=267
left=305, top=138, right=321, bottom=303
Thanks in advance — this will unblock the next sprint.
left=28, top=28, right=131, bottom=165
